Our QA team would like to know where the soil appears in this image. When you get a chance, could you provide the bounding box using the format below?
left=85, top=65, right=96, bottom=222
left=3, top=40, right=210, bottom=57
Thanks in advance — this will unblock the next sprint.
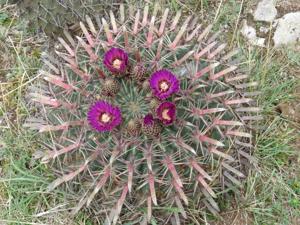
left=211, top=209, right=254, bottom=225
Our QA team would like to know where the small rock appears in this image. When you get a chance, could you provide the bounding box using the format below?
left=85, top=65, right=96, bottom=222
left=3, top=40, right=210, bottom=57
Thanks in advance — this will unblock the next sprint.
left=259, top=26, right=270, bottom=33
left=241, top=20, right=265, bottom=47
left=278, top=102, right=300, bottom=122
left=273, top=12, right=300, bottom=47
left=254, top=0, right=277, bottom=22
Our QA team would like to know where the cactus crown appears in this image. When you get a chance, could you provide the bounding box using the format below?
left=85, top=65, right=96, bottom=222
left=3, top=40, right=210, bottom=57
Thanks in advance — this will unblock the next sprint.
left=26, top=3, right=260, bottom=224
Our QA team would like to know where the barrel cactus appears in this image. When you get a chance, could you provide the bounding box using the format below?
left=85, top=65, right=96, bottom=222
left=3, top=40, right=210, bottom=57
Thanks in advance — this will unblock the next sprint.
left=25, top=3, right=260, bottom=224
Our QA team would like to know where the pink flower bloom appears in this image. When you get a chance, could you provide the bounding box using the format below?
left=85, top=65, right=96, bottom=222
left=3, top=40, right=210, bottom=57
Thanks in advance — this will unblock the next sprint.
left=143, top=114, right=155, bottom=126
left=103, top=48, right=128, bottom=74
left=149, top=69, right=179, bottom=100
left=87, top=100, right=122, bottom=132
left=156, top=102, right=176, bottom=125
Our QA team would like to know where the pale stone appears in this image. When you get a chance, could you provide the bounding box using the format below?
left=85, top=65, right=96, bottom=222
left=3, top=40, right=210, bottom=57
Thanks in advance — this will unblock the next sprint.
left=273, top=12, right=300, bottom=47
left=254, top=0, right=277, bottom=22
left=241, top=20, right=265, bottom=47
left=259, top=26, right=270, bottom=33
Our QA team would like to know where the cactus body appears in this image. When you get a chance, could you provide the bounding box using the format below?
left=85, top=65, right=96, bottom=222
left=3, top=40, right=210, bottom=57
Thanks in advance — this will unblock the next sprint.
left=26, top=4, right=260, bottom=224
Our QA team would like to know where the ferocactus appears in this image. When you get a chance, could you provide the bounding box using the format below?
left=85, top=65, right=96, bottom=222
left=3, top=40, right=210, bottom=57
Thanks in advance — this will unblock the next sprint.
left=26, top=3, right=260, bottom=224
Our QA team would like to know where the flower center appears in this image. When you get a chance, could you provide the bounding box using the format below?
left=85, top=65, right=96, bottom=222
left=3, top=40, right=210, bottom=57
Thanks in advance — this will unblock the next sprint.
left=162, top=109, right=171, bottom=121
left=112, top=59, right=122, bottom=69
left=99, top=113, right=112, bottom=124
left=159, top=80, right=170, bottom=92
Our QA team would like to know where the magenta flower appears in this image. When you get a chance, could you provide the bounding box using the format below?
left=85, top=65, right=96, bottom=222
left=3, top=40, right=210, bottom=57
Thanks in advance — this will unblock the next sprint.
left=87, top=100, right=122, bottom=132
left=157, top=102, right=176, bottom=125
left=143, top=114, right=155, bottom=126
left=149, top=69, right=179, bottom=100
left=103, top=48, right=128, bottom=74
